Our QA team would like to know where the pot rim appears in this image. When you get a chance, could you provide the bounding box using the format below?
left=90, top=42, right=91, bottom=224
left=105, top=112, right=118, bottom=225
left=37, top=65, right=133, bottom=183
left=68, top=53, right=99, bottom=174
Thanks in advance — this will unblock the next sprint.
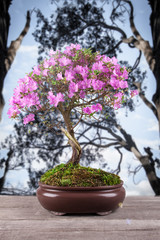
left=38, top=181, right=124, bottom=191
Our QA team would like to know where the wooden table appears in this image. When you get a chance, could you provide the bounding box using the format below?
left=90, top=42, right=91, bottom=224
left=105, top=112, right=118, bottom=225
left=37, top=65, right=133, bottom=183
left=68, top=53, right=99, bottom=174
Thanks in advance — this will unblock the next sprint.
left=0, top=196, right=160, bottom=240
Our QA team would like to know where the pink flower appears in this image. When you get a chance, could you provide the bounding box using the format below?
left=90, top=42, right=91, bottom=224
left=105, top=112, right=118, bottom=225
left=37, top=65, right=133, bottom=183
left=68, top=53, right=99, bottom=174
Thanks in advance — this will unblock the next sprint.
left=42, top=69, right=48, bottom=77
left=33, top=66, right=41, bottom=75
left=48, top=57, right=56, bottom=66
left=111, top=56, right=118, bottom=64
left=110, top=78, right=120, bottom=89
left=92, top=79, right=105, bottom=90
left=83, top=103, right=102, bottom=115
left=8, top=44, right=133, bottom=126
left=79, top=90, right=85, bottom=98
left=7, top=106, right=20, bottom=118
left=74, top=65, right=88, bottom=78
left=28, top=78, right=38, bottom=91
left=121, top=67, right=128, bottom=79
left=64, top=44, right=81, bottom=55
left=47, top=91, right=65, bottom=107
left=59, top=56, right=72, bottom=66
left=91, top=103, right=102, bottom=112
left=21, top=93, right=41, bottom=108
left=43, top=60, right=49, bottom=68
left=83, top=107, right=92, bottom=115
left=74, top=65, right=83, bottom=73
left=113, top=92, right=123, bottom=109
left=114, top=102, right=121, bottom=109
left=119, top=80, right=128, bottom=89
left=15, top=82, right=28, bottom=94
left=49, top=49, right=56, bottom=56
left=65, top=70, right=74, bottom=81
left=68, top=82, right=78, bottom=98
left=130, top=90, right=139, bottom=97
left=78, top=78, right=91, bottom=89
left=57, top=72, right=63, bottom=80
left=95, top=103, right=102, bottom=111
left=23, top=113, right=35, bottom=125
left=92, top=61, right=104, bottom=71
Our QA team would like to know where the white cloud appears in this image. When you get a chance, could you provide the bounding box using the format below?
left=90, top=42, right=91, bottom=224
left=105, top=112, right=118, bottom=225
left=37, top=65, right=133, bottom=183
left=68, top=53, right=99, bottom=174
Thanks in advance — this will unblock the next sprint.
left=147, top=119, right=159, bottom=132
left=19, top=45, right=38, bottom=56
left=147, top=125, right=159, bottom=132
left=126, top=180, right=154, bottom=196
left=133, top=113, right=144, bottom=120
left=135, top=138, right=159, bottom=150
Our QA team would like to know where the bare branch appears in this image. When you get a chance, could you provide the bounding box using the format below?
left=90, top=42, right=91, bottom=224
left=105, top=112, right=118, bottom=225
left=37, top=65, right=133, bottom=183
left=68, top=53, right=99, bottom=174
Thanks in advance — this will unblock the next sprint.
left=81, top=119, right=124, bottom=142
left=134, top=81, right=158, bottom=120
left=131, top=50, right=142, bottom=72
left=121, top=0, right=155, bottom=72
left=122, top=0, right=142, bottom=41
left=113, top=146, right=123, bottom=174
left=80, top=140, right=120, bottom=149
left=102, top=40, right=123, bottom=55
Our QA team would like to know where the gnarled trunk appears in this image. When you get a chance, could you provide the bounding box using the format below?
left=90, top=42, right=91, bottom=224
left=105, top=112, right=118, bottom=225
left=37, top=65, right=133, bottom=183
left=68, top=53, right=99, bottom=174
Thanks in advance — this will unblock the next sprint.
left=61, top=127, right=82, bottom=165
left=61, top=111, right=82, bottom=165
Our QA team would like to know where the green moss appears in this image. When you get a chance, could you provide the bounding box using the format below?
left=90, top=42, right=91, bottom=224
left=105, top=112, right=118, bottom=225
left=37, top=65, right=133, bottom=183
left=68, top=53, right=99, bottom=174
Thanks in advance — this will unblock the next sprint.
left=40, top=163, right=121, bottom=187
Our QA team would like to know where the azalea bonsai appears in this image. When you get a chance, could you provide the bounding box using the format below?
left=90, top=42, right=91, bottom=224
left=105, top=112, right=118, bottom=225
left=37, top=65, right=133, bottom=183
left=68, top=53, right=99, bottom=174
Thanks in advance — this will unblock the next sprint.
left=8, top=43, right=138, bottom=187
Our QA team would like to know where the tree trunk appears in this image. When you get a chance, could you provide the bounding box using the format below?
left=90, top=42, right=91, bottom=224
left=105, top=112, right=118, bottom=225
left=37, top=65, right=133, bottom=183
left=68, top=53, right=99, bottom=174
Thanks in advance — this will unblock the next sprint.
left=61, top=112, right=82, bottom=165
left=0, top=0, right=11, bottom=119
left=139, top=155, right=160, bottom=195
left=122, top=0, right=160, bottom=128
left=0, top=2, right=31, bottom=120
left=148, top=0, right=160, bottom=121
left=116, top=124, right=160, bottom=196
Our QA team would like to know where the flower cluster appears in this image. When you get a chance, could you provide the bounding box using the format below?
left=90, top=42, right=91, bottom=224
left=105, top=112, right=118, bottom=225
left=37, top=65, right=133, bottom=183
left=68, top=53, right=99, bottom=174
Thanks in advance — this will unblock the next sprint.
left=8, top=44, right=138, bottom=126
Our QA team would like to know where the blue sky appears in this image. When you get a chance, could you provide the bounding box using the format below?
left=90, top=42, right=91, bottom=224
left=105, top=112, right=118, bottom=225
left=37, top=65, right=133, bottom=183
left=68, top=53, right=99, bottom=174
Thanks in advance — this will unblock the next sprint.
left=0, top=0, right=159, bottom=196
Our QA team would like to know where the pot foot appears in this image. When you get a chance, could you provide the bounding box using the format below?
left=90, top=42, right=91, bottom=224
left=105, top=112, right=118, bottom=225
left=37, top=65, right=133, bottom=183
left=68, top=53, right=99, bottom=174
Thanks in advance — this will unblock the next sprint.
left=96, top=211, right=112, bottom=216
left=50, top=211, right=66, bottom=216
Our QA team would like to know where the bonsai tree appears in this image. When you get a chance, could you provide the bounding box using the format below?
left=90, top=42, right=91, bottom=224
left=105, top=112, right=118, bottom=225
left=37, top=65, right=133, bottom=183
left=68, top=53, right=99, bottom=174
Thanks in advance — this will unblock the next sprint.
left=8, top=44, right=137, bottom=173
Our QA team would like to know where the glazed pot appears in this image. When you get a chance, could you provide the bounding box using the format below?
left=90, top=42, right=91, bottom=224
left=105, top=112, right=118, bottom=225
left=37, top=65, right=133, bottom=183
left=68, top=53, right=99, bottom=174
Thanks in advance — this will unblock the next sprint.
left=36, top=181, right=125, bottom=215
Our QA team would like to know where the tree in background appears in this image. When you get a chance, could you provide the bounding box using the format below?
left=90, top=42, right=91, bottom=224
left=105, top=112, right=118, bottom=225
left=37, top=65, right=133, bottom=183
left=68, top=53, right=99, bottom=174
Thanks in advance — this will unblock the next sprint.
left=1, top=0, right=159, bottom=195
left=0, top=0, right=31, bottom=120
left=33, top=0, right=159, bottom=125
left=33, top=0, right=160, bottom=195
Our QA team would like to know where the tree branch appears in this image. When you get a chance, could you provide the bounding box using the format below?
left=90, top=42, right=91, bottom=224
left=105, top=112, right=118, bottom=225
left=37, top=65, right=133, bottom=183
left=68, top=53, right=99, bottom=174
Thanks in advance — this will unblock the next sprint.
left=113, top=146, right=123, bottom=174
left=134, top=81, right=158, bottom=120
left=80, top=140, right=120, bottom=149
left=122, top=0, right=142, bottom=41
left=121, top=0, right=155, bottom=72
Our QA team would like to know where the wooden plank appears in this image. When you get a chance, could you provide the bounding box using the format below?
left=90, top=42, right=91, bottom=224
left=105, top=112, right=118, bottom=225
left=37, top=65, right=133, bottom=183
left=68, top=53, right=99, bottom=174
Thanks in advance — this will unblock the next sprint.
left=0, top=196, right=160, bottom=240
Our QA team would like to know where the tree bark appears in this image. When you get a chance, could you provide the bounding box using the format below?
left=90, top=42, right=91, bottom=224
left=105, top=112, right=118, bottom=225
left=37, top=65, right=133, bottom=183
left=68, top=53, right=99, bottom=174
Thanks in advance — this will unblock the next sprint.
left=0, top=0, right=11, bottom=120
left=116, top=124, right=160, bottom=195
left=148, top=0, right=160, bottom=129
left=61, top=111, right=82, bottom=165
left=0, top=2, right=31, bottom=120
left=122, top=0, right=160, bottom=128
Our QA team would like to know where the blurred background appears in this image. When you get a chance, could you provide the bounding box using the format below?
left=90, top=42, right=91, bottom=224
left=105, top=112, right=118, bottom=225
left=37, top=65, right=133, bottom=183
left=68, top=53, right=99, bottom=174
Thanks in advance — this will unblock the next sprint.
left=0, top=0, right=159, bottom=196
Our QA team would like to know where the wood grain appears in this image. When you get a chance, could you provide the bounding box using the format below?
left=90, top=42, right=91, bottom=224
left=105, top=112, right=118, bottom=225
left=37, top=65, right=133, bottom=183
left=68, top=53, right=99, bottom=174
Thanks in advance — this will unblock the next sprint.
left=0, top=196, right=160, bottom=240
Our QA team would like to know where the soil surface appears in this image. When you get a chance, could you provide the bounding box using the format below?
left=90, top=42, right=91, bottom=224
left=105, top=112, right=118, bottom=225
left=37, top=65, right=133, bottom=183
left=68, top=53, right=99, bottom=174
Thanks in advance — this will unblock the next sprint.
left=40, top=163, right=121, bottom=187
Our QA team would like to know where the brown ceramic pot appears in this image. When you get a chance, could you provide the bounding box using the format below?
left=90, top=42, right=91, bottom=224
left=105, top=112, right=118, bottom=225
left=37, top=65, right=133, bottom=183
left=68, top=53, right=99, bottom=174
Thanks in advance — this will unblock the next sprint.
left=36, top=181, right=125, bottom=215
